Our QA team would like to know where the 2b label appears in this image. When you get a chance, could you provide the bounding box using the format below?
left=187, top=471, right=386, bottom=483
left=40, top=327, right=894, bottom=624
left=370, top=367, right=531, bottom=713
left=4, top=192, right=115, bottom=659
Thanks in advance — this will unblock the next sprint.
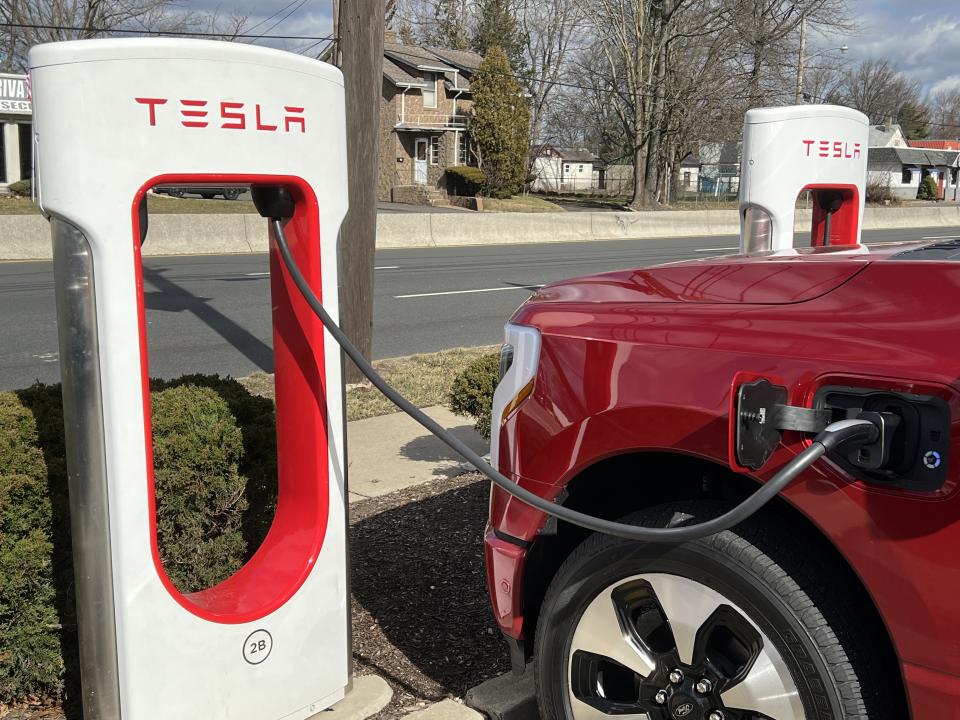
left=243, top=629, right=273, bottom=665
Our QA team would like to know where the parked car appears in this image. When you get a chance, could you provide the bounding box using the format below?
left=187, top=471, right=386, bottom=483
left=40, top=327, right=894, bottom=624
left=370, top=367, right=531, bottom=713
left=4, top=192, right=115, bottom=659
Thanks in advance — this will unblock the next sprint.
left=153, top=185, right=243, bottom=200
left=486, top=240, right=960, bottom=719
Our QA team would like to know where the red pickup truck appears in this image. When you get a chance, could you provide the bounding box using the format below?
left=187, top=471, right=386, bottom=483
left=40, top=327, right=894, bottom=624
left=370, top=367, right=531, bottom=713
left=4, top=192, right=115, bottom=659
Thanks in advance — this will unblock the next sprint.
left=486, top=240, right=960, bottom=720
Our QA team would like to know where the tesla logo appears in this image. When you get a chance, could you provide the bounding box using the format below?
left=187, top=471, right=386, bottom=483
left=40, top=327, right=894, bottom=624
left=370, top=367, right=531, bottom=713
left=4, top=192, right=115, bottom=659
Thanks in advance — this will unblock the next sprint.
left=802, top=139, right=861, bottom=159
left=134, top=97, right=306, bottom=133
left=674, top=703, right=694, bottom=718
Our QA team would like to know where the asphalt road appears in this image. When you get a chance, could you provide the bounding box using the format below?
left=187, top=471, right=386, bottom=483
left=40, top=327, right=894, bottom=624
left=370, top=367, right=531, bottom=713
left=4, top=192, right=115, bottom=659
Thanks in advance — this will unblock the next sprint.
left=1, top=226, right=956, bottom=390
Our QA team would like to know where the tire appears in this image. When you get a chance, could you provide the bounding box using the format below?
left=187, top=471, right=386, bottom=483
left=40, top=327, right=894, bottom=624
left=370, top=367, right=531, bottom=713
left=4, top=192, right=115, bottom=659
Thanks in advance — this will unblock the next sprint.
left=169, top=188, right=185, bottom=198
left=534, top=503, right=902, bottom=720
left=224, top=189, right=240, bottom=201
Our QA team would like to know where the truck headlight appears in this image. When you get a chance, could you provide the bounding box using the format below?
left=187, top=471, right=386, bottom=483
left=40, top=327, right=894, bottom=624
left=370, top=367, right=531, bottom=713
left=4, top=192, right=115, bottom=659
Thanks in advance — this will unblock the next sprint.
left=490, top=324, right=541, bottom=470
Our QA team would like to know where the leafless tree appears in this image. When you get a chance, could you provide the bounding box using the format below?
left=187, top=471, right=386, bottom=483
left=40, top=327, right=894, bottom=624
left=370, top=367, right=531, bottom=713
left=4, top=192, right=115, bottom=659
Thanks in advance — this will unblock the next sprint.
left=729, top=0, right=852, bottom=109
left=926, top=87, right=960, bottom=138
left=516, top=0, right=584, bottom=147
left=0, top=0, right=248, bottom=70
left=837, top=58, right=921, bottom=124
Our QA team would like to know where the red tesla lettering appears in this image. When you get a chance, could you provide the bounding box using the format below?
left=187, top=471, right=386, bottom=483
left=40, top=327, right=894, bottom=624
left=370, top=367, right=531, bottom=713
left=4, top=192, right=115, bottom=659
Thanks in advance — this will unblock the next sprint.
left=256, top=104, right=277, bottom=132
left=833, top=141, right=842, bottom=157
left=853, top=143, right=861, bottom=159
left=221, top=101, right=245, bottom=130
left=802, top=139, right=814, bottom=156
left=135, top=96, right=304, bottom=133
left=136, top=97, right=167, bottom=125
left=818, top=140, right=829, bottom=157
left=180, top=99, right=209, bottom=128
left=284, top=106, right=306, bottom=133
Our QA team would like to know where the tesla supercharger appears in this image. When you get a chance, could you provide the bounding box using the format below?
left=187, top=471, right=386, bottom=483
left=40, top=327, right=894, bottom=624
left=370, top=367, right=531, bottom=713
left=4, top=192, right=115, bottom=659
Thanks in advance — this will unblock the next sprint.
left=739, top=105, right=869, bottom=253
left=29, top=40, right=350, bottom=720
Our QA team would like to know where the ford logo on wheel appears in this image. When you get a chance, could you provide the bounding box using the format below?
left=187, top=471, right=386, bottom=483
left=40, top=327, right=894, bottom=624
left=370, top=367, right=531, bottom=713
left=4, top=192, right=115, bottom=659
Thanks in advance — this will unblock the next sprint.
left=674, top=703, right=694, bottom=718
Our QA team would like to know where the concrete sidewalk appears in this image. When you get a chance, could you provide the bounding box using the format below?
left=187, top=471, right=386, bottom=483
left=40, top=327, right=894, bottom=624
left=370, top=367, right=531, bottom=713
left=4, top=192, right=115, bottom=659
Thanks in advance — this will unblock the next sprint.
left=346, top=405, right=488, bottom=503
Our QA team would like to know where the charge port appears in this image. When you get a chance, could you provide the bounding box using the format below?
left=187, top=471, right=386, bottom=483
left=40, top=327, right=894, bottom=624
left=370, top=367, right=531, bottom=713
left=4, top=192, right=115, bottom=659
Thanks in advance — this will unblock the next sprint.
left=815, top=386, right=950, bottom=491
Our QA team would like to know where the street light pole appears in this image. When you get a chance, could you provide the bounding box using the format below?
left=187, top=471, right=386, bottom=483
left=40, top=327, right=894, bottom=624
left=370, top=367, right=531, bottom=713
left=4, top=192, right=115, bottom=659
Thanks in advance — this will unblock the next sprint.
left=795, top=13, right=807, bottom=105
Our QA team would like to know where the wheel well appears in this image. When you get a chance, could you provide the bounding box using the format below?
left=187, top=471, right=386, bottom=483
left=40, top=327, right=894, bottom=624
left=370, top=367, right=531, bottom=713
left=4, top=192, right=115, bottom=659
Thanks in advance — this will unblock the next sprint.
left=521, top=451, right=907, bottom=711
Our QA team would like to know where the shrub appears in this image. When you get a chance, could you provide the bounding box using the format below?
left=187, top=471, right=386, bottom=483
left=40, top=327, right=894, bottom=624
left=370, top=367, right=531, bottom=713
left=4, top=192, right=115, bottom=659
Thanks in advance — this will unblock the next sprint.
left=447, top=165, right=486, bottom=196
left=0, top=393, right=63, bottom=701
left=449, top=352, right=500, bottom=439
left=150, top=375, right=277, bottom=557
left=150, top=385, right=249, bottom=592
left=917, top=174, right=938, bottom=201
left=6, top=179, right=30, bottom=197
left=865, top=178, right=896, bottom=205
left=0, top=376, right=278, bottom=704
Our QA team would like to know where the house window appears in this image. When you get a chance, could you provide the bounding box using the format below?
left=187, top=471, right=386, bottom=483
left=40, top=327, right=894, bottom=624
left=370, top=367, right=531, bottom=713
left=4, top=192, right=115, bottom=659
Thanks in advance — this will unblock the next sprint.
left=422, top=73, right=437, bottom=109
left=564, top=164, right=570, bottom=172
left=458, top=134, right=474, bottom=165
left=683, top=171, right=691, bottom=188
left=430, top=136, right=440, bottom=165
left=902, top=167, right=912, bottom=184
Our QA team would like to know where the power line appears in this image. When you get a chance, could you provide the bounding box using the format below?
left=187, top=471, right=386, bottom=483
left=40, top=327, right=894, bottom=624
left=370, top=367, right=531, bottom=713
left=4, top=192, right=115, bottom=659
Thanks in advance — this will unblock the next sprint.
left=0, top=21, right=333, bottom=41
left=246, top=0, right=310, bottom=43
left=241, top=0, right=304, bottom=35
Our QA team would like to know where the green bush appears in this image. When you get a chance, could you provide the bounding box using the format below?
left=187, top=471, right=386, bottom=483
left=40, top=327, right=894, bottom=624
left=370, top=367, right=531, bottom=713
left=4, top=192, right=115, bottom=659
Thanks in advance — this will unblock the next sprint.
left=447, top=165, right=486, bottom=196
left=0, top=376, right=278, bottom=705
left=0, top=393, right=63, bottom=701
left=449, top=352, right=500, bottom=439
left=917, top=175, right=938, bottom=200
left=6, top=179, right=30, bottom=197
left=151, top=385, right=249, bottom=592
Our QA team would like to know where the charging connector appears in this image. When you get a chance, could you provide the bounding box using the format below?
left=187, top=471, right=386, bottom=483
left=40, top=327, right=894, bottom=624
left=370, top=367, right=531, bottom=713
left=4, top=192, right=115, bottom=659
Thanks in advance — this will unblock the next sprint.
left=260, top=201, right=888, bottom=542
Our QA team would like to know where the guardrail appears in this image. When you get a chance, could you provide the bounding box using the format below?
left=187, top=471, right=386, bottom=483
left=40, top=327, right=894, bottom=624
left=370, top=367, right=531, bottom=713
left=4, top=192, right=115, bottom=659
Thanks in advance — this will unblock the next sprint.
left=2, top=206, right=958, bottom=259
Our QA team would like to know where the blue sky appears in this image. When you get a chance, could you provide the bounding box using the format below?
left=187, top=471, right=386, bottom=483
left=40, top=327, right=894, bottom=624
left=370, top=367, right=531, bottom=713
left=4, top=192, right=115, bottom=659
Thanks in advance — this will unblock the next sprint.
left=187, top=1, right=960, bottom=94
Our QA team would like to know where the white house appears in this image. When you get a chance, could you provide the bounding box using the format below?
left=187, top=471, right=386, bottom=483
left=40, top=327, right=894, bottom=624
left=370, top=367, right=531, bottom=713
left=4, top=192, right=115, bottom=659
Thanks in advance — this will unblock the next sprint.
left=531, top=146, right=600, bottom=192
left=868, top=121, right=908, bottom=149
left=867, top=147, right=959, bottom=201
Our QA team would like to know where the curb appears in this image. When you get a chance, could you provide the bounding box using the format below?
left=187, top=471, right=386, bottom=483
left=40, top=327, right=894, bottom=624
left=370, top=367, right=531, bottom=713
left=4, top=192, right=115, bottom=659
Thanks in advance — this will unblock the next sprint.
left=403, top=699, right=484, bottom=720
left=312, top=675, right=393, bottom=720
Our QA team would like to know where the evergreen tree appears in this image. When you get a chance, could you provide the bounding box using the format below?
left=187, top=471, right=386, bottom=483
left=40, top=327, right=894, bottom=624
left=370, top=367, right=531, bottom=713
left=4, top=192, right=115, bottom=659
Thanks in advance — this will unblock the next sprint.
left=472, top=0, right=526, bottom=73
left=898, top=101, right=930, bottom=140
left=470, top=46, right=531, bottom=197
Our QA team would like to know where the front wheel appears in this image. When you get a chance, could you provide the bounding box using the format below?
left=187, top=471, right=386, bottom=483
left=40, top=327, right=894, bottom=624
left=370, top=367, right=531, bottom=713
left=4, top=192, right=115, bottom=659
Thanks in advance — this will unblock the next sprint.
left=534, top=504, right=900, bottom=720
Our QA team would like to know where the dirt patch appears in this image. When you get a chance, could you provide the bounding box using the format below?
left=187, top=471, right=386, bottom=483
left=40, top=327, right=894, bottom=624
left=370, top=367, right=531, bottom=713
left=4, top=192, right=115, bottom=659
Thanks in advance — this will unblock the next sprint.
left=350, top=472, right=508, bottom=719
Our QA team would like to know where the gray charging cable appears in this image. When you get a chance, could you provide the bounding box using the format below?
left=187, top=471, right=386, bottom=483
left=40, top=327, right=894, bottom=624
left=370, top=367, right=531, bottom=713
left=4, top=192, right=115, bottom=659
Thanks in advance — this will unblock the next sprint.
left=270, top=218, right=878, bottom=542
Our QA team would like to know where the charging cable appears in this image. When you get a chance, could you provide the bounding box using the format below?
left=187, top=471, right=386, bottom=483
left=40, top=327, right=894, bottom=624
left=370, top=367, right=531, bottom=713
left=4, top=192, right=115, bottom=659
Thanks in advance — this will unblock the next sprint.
left=269, top=217, right=879, bottom=542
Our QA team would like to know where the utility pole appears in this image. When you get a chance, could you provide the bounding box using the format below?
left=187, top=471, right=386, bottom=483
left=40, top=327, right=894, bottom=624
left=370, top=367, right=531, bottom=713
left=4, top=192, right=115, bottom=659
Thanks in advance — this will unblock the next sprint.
left=337, top=0, right=384, bottom=382
left=794, top=13, right=807, bottom=104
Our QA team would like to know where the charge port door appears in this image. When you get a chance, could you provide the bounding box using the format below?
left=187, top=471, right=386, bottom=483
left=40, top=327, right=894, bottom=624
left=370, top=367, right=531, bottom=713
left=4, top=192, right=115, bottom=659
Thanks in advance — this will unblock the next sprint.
left=815, top=386, right=951, bottom=492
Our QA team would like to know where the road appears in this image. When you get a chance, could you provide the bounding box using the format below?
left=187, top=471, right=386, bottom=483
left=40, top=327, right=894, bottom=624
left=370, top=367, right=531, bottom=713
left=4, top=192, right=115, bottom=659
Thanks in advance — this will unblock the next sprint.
left=0, top=227, right=956, bottom=389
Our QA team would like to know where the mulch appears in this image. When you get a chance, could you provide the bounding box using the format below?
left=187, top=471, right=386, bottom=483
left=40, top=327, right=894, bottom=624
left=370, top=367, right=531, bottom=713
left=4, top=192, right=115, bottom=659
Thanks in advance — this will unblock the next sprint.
left=350, top=472, right=510, bottom=719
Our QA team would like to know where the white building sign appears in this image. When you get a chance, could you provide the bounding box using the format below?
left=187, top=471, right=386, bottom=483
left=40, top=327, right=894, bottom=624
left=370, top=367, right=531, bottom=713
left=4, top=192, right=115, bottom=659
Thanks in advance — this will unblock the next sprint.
left=0, top=74, right=31, bottom=115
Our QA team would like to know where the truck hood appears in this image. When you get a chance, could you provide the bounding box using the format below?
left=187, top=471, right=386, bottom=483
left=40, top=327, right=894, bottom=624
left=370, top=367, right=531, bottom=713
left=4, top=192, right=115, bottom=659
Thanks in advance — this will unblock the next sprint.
left=532, top=250, right=873, bottom=305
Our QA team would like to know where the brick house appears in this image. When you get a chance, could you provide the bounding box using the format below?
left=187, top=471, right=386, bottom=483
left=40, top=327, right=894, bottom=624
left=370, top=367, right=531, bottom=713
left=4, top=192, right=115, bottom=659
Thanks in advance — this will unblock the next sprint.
left=379, top=40, right=483, bottom=204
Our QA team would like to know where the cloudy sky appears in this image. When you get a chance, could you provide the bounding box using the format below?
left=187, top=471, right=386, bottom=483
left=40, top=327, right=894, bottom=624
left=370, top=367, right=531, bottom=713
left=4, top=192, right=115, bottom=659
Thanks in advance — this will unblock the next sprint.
left=822, top=1, right=960, bottom=94
left=195, top=1, right=959, bottom=93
